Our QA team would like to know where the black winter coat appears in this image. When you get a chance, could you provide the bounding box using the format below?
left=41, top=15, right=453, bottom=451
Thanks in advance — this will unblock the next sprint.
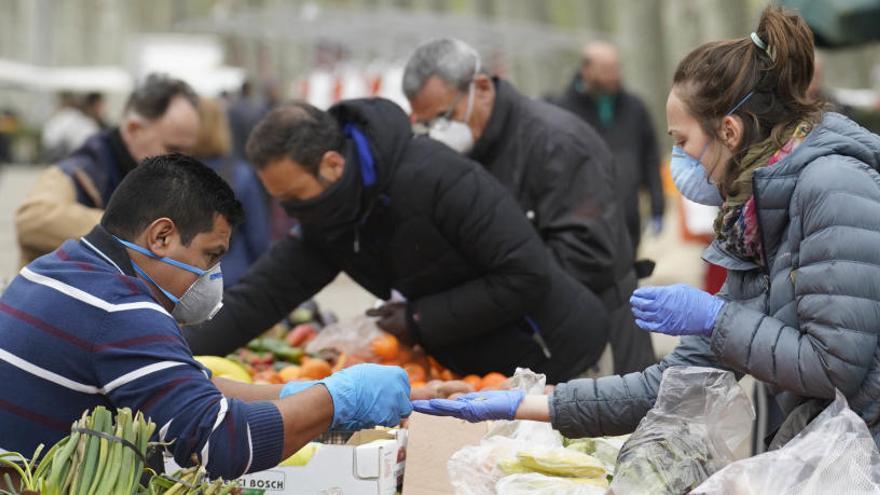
left=184, top=98, right=609, bottom=383
left=472, top=79, right=635, bottom=309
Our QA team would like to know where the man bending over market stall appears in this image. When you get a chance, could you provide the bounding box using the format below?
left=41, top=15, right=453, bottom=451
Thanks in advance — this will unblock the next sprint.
left=183, top=98, right=610, bottom=384
left=0, top=153, right=411, bottom=479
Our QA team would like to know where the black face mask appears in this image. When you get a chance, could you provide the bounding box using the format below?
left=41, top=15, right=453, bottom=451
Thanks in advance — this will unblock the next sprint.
left=280, top=159, right=363, bottom=235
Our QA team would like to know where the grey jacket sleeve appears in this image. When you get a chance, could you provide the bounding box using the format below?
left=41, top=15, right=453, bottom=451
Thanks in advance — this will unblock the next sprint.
left=549, top=336, right=734, bottom=438
left=710, top=157, right=880, bottom=399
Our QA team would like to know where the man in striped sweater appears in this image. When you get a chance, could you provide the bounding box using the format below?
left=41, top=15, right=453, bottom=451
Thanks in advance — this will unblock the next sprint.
left=0, top=153, right=411, bottom=479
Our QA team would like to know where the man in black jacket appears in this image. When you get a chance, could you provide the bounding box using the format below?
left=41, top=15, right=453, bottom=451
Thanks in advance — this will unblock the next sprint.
left=548, top=41, right=665, bottom=253
left=183, top=98, right=609, bottom=384
left=403, top=39, right=655, bottom=374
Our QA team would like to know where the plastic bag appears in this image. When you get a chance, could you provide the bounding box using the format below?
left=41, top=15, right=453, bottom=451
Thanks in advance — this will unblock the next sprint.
left=304, top=314, right=383, bottom=359
left=495, top=473, right=608, bottom=495
left=609, top=366, right=754, bottom=495
left=447, top=368, right=563, bottom=495
left=692, top=390, right=880, bottom=495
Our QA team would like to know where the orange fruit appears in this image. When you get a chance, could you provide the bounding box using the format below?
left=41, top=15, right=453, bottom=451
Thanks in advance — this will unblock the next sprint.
left=252, top=370, right=284, bottom=385
left=439, top=369, right=455, bottom=381
left=462, top=375, right=482, bottom=389
left=479, top=372, right=507, bottom=391
left=403, top=363, right=427, bottom=384
left=299, top=358, right=333, bottom=380
left=278, top=365, right=301, bottom=382
left=371, top=334, right=400, bottom=361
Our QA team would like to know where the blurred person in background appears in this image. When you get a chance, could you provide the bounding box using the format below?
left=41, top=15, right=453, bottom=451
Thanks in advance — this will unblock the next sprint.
left=15, top=74, right=199, bottom=265
left=83, top=91, right=109, bottom=130
left=227, top=80, right=266, bottom=161
left=185, top=98, right=611, bottom=384
left=0, top=109, right=21, bottom=163
left=549, top=41, right=665, bottom=254
left=192, top=98, right=271, bottom=287
left=40, top=92, right=99, bottom=163
left=403, top=39, right=654, bottom=375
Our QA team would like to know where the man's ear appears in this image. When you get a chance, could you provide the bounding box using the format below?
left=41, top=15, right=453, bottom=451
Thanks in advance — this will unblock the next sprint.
left=143, top=218, right=177, bottom=257
left=318, top=151, right=346, bottom=182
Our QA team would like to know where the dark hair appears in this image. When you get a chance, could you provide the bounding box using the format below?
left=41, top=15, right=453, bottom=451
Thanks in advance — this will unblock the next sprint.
left=84, top=92, right=104, bottom=107
left=102, top=153, right=244, bottom=245
left=673, top=6, right=823, bottom=196
left=245, top=101, right=344, bottom=175
left=124, top=74, right=199, bottom=120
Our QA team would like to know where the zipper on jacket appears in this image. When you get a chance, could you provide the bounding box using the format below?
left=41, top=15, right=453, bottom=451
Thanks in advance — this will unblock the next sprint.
left=525, top=316, right=552, bottom=359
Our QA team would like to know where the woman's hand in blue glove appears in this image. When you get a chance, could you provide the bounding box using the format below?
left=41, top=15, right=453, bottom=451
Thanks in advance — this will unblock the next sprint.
left=630, top=284, right=725, bottom=336
left=411, top=390, right=525, bottom=423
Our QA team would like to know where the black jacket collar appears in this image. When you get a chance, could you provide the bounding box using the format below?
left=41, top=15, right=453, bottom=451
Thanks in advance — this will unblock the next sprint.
left=82, top=225, right=137, bottom=277
left=469, top=77, right=517, bottom=165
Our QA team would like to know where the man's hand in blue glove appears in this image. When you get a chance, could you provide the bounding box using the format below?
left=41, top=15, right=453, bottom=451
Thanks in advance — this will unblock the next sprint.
left=630, top=283, right=725, bottom=336
left=318, top=364, right=412, bottom=430
left=412, top=390, right=525, bottom=423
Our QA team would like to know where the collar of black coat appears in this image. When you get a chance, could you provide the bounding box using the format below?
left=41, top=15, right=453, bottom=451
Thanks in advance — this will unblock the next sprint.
left=469, top=77, right=520, bottom=163
left=82, top=224, right=137, bottom=277
left=106, top=127, right=139, bottom=179
left=327, top=97, right=411, bottom=196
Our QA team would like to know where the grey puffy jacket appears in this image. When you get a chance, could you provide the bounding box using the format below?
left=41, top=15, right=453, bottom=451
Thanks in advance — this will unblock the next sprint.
left=550, top=113, right=880, bottom=444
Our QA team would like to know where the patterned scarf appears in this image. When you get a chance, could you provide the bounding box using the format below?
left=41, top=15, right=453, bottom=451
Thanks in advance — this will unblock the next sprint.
left=714, top=122, right=813, bottom=266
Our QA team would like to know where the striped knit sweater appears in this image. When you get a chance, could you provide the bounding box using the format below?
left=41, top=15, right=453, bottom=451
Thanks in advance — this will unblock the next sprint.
left=0, top=226, right=283, bottom=478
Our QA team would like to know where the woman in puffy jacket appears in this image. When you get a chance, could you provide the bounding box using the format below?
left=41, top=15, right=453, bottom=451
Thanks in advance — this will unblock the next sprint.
left=413, top=6, right=880, bottom=448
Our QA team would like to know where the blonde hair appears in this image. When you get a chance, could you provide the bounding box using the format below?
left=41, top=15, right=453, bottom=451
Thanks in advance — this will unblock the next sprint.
left=191, top=98, right=232, bottom=158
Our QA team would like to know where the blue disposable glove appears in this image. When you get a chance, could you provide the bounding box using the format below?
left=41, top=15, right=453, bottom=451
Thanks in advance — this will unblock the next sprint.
left=411, top=390, right=525, bottom=423
left=650, top=215, right=664, bottom=235
left=279, top=380, right=319, bottom=398
left=318, top=364, right=412, bottom=430
left=630, top=284, right=725, bottom=336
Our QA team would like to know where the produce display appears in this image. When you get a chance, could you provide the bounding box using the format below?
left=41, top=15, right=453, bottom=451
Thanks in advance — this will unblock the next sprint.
left=0, top=406, right=239, bottom=495
left=201, top=302, right=512, bottom=401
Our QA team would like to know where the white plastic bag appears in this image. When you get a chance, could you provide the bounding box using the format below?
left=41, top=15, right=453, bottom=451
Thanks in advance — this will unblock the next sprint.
left=495, top=473, right=607, bottom=495
left=304, top=314, right=383, bottom=358
left=692, top=390, right=880, bottom=495
left=609, top=367, right=755, bottom=495
left=447, top=368, right=563, bottom=495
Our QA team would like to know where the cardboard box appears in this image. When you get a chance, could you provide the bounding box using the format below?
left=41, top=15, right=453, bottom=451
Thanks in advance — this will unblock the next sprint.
left=401, top=413, right=489, bottom=495
left=165, top=429, right=406, bottom=495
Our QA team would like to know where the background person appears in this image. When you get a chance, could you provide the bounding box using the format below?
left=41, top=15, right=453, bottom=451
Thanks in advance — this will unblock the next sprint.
left=549, top=40, right=666, bottom=253
left=15, top=74, right=200, bottom=265
left=404, top=39, right=654, bottom=375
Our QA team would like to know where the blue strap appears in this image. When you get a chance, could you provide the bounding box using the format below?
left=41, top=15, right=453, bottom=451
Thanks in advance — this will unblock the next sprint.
left=129, top=259, right=180, bottom=304
left=113, top=236, right=205, bottom=277
left=343, top=124, right=377, bottom=188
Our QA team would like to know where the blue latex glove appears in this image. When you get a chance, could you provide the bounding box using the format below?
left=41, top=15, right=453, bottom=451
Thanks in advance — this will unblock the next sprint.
left=630, top=284, right=725, bottom=336
left=279, top=380, right=319, bottom=398
left=650, top=215, right=664, bottom=235
left=318, top=364, right=412, bottom=430
left=411, top=390, right=525, bottom=423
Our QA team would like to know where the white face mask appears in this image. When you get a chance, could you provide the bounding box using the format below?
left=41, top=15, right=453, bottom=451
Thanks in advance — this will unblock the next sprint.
left=427, top=82, right=475, bottom=154
left=116, top=237, right=224, bottom=325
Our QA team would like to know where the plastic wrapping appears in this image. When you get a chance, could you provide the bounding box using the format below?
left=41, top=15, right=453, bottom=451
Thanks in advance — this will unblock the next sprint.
left=495, top=473, right=608, bottom=495
left=692, top=391, right=880, bottom=495
left=609, top=367, right=754, bottom=495
left=447, top=368, right=563, bottom=495
left=304, top=315, right=383, bottom=359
